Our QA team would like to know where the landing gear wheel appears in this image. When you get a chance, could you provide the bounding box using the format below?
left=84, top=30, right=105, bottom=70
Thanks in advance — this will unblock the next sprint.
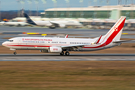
left=49, top=26, right=56, bottom=29
left=60, top=51, right=64, bottom=56
left=13, top=52, right=17, bottom=55
left=65, top=52, right=70, bottom=56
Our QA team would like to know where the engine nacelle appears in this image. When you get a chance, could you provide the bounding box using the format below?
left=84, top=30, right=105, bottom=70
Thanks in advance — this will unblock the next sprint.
left=49, top=47, right=62, bottom=53
left=49, top=26, right=56, bottom=29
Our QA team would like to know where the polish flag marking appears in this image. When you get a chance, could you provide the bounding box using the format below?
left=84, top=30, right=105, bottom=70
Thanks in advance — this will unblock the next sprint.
left=114, top=27, right=118, bottom=31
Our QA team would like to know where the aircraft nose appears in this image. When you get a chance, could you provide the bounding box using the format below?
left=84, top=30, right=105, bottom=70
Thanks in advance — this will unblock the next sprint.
left=2, top=42, right=6, bottom=46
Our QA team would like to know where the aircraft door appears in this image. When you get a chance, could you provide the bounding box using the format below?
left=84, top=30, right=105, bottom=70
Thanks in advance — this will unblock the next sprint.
left=18, top=38, right=27, bottom=49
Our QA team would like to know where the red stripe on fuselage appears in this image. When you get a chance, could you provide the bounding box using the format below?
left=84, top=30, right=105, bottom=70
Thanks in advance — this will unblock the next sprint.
left=8, top=45, right=50, bottom=47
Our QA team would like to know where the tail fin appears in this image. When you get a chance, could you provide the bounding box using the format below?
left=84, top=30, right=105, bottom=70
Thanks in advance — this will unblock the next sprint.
left=23, top=13, right=37, bottom=25
left=101, top=16, right=126, bottom=43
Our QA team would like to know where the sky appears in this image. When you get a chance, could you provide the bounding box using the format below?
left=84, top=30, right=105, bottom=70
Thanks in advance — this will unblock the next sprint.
left=0, top=0, right=135, bottom=11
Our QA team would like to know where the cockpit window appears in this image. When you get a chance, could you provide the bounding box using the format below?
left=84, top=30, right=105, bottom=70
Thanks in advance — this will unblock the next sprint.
left=9, top=40, right=13, bottom=42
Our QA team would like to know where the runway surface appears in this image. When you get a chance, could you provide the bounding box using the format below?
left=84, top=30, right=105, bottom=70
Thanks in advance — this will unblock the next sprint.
left=0, top=54, right=135, bottom=61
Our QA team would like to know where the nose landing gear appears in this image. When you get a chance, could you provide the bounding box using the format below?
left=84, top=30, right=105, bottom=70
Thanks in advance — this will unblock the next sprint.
left=13, top=52, right=17, bottom=55
left=60, top=51, right=64, bottom=56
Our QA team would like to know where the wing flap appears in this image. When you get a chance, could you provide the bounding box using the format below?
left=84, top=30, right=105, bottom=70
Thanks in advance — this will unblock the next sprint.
left=61, top=44, right=85, bottom=48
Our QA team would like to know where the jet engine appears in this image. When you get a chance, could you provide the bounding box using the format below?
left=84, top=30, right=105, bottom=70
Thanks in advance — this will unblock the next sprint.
left=49, top=47, right=62, bottom=53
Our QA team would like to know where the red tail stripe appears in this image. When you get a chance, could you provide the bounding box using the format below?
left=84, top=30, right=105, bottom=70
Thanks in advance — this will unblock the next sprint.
left=100, top=17, right=124, bottom=44
left=8, top=45, right=50, bottom=47
left=84, top=17, right=126, bottom=48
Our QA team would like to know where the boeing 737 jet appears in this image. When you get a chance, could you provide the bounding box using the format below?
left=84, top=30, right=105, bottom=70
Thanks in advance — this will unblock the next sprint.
left=2, top=16, right=127, bottom=55
left=23, top=13, right=82, bottom=29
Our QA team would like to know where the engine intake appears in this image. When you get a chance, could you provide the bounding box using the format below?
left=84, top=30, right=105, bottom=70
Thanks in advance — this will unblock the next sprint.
left=49, top=47, right=62, bottom=53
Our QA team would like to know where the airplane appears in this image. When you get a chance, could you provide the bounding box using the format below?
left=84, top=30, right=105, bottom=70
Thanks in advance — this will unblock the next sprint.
left=4, top=21, right=28, bottom=26
left=2, top=16, right=127, bottom=56
left=0, top=20, right=28, bottom=26
left=23, top=13, right=83, bottom=29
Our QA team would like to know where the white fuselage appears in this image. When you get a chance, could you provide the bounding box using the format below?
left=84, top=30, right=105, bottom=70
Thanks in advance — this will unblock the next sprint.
left=34, top=21, right=52, bottom=26
left=35, top=20, right=82, bottom=27
left=2, top=37, right=118, bottom=52
left=4, top=22, right=28, bottom=26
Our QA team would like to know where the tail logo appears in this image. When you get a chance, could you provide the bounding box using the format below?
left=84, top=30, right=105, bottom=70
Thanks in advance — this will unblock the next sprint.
left=114, top=27, right=118, bottom=31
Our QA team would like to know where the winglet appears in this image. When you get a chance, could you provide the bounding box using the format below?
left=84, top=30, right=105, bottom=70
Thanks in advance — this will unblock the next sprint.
left=65, top=34, right=68, bottom=38
left=94, top=35, right=102, bottom=44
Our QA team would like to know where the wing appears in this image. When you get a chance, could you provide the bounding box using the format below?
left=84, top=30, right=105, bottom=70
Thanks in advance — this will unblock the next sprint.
left=61, top=44, right=90, bottom=50
left=50, top=21, right=66, bottom=28
left=50, top=22, right=60, bottom=27
left=61, top=44, right=85, bottom=48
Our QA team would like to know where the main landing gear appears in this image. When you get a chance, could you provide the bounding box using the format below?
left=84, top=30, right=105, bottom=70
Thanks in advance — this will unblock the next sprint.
left=60, top=51, right=70, bottom=56
left=65, top=51, right=70, bottom=56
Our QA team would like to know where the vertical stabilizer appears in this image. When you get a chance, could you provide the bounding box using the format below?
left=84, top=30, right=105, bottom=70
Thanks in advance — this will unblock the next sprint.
left=23, top=13, right=37, bottom=25
left=102, top=16, right=126, bottom=43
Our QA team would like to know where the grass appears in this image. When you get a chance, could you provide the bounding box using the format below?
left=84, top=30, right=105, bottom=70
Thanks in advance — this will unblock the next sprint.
left=0, top=61, right=135, bottom=90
